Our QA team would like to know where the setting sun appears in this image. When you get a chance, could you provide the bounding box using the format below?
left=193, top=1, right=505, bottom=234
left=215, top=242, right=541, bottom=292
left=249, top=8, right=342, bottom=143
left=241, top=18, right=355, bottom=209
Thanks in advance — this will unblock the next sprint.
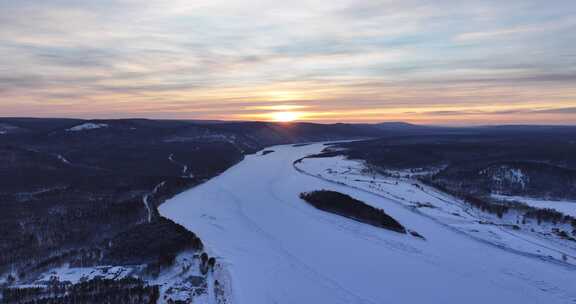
left=272, top=111, right=299, bottom=122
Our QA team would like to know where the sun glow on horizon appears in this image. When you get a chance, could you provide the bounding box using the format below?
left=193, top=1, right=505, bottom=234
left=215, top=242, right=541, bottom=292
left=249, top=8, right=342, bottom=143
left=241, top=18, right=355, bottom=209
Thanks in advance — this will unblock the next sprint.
left=271, top=111, right=300, bottom=122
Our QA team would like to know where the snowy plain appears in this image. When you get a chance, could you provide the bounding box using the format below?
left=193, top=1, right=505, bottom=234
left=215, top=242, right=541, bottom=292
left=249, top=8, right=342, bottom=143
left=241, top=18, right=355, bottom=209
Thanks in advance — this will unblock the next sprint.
left=160, top=143, right=576, bottom=304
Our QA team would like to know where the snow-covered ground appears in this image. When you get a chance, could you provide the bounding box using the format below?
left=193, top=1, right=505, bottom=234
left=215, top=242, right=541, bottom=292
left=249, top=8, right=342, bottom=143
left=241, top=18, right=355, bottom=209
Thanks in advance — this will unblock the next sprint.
left=55, top=153, right=72, bottom=165
left=160, top=143, right=576, bottom=304
left=297, top=154, right=576, bottom=265
left=21, top=251, right=217, bottom=304
left=0, top=123, right=21, bottom=135
left=37, top=265, right=137, bottom=283
left=493, top=194, right=576, bottom=218
left=66, top=122, right=108, bottom=132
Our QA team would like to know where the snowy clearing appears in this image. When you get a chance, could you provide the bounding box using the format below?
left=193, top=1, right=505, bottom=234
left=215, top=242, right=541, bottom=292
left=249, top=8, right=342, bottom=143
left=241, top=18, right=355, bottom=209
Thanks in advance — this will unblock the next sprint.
left=37, top=265, right=136, bottom=283
left=66, top=122, right=108, bottom=131
left=160, top=143, right=576, bottom=304
left=493, top=194, right=576, bottom=218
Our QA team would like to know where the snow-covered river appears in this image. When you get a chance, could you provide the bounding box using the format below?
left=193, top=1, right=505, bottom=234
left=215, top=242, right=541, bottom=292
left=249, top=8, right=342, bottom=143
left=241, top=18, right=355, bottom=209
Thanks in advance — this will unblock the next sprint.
left=160, top=143, right=575, bottom=304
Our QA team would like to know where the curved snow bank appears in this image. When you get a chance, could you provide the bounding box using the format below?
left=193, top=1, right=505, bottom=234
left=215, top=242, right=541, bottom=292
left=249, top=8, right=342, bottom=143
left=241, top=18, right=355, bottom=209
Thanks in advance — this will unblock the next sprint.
left=160, top=143, right=576, bottom=304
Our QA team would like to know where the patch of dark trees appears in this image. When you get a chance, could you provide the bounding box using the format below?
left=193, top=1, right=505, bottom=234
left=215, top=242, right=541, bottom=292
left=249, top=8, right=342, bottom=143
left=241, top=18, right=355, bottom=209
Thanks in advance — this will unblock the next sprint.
left=337, top=128, right=576, bottom=169
left=2, top=277, right=159, bottom=304
left=0, top=139, right=241, bottom=282
left=433, top=161, right=576, bottom=201
left=0, top=194, right=144, bottom=279
left=299, top=190, right=406, bottom=234
left=420, top=180, right=510, bottom=218
left=103, top=217, right=203, bottom=267
left=261, top=150, right=274, bottom=155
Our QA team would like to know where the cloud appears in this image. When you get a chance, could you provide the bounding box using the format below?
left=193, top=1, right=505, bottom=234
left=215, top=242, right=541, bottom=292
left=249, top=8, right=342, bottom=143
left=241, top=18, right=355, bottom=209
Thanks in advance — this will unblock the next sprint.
left=0, top=0, right=575, bottom=125
left=532, top=107, right=576, bottom=114
left=455, top=19, right=576, bottom=42
left=421, top=106, right=576, bottom=116
left=244, top=105, right=310, bottom=111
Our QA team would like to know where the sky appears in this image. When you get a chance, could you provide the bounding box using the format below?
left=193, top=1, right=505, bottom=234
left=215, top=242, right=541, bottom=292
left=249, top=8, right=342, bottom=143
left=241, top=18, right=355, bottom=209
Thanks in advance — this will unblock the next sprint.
left=0, top=0, right=575, bottom=125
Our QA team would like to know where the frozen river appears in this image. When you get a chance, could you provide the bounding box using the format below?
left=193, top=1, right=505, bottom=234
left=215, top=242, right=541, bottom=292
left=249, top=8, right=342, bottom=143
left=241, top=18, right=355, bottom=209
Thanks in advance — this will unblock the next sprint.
left=160, top=142, right=576, bottom=304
